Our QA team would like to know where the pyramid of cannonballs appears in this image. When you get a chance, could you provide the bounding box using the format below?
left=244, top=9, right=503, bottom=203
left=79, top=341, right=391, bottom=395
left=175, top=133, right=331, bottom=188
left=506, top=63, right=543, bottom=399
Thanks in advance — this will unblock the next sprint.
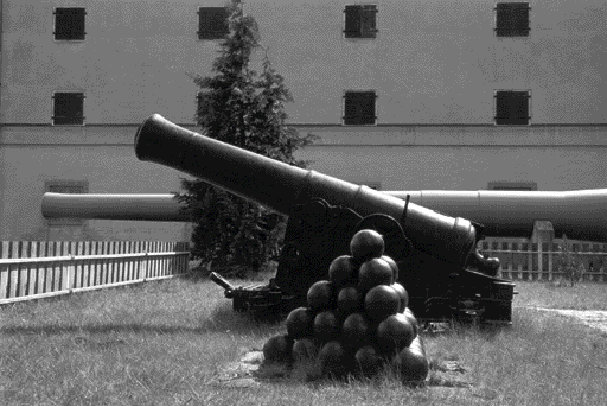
left=263, top=229, right=429, bottom=382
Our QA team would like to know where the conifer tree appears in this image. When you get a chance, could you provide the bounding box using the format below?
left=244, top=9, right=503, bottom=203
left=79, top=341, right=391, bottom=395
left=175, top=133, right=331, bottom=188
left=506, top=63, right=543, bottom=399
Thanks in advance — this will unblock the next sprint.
left=180, top=0, right=318, bottom=275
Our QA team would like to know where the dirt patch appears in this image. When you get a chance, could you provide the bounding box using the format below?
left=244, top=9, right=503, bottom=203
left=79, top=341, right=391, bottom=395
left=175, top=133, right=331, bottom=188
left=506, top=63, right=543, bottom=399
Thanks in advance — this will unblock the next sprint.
left=208, top=347, right=478, bottom=391
left=207, top=350, right=267, bottom=388
left=532, top=308, right=607, bottom=334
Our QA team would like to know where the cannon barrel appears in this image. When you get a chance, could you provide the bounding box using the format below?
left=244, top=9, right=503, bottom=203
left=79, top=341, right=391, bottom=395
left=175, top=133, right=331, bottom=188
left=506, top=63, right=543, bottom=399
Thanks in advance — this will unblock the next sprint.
left=41, top=192, right=192, bottom=222
left=386, top=190, right=607, bottom=241
left=42, top=189, right=607, bottom=241
left=134, top=114, right=477, bottom=268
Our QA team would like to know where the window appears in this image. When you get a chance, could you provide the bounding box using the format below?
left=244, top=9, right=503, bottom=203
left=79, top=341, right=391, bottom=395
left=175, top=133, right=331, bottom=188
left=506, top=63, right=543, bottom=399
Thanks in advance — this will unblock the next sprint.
left=53, top=7, right=86, bottom=40
left=494, top=2, right=530, bottom=37
left=488, top=181, right=537, bottom=191
left=45, top=180, right=89, bottom=225
left=344, top=5, right=378, bottom=39
left=52, top=92, right=85, bottom=125
left=343, top=90, right=377, bottom=125
left=494, top=90, right=530, bottom=126
left=198, top=7, right=230, bottom=39
left=362, top=183, right=382, bottom=191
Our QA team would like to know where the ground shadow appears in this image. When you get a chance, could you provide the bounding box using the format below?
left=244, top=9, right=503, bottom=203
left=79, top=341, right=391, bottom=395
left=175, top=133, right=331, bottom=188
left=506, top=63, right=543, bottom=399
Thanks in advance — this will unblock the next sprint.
left=199, top=301, right=284, bottom=334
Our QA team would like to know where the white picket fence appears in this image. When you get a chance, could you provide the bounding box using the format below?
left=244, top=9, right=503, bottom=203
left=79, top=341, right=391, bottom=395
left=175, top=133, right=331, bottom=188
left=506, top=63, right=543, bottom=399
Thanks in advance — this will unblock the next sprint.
left=478, top=238, right=607, bottom=282
left=0, top=241, right=191, bottom=304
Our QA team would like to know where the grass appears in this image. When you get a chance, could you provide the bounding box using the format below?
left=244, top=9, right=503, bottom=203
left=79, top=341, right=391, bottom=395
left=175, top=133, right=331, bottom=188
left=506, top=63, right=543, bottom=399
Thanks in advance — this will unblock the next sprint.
left=0, top=273, right=606, bottom=405
left=513, top=280, right=607, bottom=310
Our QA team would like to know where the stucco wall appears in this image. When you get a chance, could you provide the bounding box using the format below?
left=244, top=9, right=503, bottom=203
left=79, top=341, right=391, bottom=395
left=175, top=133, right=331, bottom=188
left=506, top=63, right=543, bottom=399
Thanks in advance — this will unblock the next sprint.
left=1, top=0, right=606, bottom=241
left=243, top=0, right=607, bottom=124
left=1, top=0, right=605, bottom=124
left=293, top=124, right=607, bottom=190
left=297, top=144, right=607, bottom=191
left=0, top=126, right=194, bottom=241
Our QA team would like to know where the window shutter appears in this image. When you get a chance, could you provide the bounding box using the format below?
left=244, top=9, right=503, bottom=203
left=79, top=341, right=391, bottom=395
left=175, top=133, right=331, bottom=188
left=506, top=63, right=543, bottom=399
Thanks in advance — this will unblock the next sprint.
left=495, top=91, right=530, bottom=125
left=344, top=6, right=361, bottom=38
left=53, top=93, right=85, bottom=125
left=344, top=91, right=377, bottom=125
left=54, top=8, right=86, bottom=40
left=512, top=5, right=530, bottom=36
left=495, top=3, right=530, bottom=37
left=360, top=5, right=378, bottom=38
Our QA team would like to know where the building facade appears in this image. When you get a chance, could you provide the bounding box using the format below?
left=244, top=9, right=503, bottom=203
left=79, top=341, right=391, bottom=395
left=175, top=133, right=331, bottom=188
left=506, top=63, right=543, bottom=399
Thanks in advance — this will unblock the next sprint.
left=1, top=0, right=606, bottom=241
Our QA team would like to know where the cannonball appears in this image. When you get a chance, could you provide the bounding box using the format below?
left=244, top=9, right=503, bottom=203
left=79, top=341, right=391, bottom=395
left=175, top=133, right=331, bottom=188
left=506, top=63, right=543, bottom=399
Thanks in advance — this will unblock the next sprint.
left=358, top=258, right=393, bottom=292
left=307, top=280, right=334, bottom=312
left=351, top=229, right=384, bottom=261
left=364, top=285, right=400, bottom=322
left=286, top=307, right=314, bottom=339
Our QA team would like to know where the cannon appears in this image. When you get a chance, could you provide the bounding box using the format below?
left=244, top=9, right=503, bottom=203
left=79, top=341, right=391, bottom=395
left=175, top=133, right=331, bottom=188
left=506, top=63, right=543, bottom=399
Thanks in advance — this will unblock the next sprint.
left=43, top=190, right=607, bottom=240
left=125, top=114, right=522, bottom=325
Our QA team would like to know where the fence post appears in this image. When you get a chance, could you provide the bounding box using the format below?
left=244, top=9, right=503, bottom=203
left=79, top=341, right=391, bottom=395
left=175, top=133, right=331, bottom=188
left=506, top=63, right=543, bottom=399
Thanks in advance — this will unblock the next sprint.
left=531, top=221, right=554, bottom=281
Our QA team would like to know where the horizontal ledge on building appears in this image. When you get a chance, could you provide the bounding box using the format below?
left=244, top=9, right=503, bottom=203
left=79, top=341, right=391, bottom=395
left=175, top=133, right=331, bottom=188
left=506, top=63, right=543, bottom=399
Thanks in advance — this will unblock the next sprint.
left=3, top=143, right=607, bottom=148
left=2, top=123, right=607, bottom=128
left=305, top=144, right=607, bottom=148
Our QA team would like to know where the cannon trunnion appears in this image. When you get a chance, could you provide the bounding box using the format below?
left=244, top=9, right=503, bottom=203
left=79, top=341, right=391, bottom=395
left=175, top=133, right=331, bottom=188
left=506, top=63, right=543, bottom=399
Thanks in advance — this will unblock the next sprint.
left=131, top=114, right=515, bottom=324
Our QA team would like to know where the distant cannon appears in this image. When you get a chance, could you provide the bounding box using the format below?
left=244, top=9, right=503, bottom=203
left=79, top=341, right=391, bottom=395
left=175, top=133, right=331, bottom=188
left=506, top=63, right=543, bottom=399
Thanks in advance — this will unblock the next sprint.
left=43, top=189, right=607, bottom=240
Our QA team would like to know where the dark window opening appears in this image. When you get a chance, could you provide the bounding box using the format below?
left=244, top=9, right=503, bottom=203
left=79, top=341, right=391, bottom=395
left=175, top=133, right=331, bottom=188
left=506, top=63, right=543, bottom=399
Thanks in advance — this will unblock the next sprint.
left=488, top=181, right=537, bottom=191
left=198, top=7, right=230, bottom=39
left=494, top=90, right=530, bottom=126
left=52, top=93, right=85, bottom=126
left=494, top=2, right=531, bottom=37
left=344, top=5, right=378, bottom=39
left=344, top=91, right=377, bottom=125
left=54, top=8, right=86, bottom=40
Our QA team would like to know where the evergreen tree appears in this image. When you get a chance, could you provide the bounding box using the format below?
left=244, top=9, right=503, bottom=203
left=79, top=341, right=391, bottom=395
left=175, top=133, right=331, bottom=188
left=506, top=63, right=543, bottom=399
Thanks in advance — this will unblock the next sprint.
left=179, top=0, right=318, bottom=275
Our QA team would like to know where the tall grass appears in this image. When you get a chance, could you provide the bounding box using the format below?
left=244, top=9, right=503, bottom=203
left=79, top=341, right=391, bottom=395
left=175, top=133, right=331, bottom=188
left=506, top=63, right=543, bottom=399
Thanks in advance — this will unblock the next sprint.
left=1, top=276, right=606, bottom=405
left=513, top=280, right=607, bottom=310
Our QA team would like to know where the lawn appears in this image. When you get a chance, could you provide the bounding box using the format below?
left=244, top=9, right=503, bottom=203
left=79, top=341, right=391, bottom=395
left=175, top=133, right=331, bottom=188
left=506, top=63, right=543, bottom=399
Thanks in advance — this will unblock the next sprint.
left=1, top=274, right=606, bottom=405
left=513, top=280, right=607, bottom=311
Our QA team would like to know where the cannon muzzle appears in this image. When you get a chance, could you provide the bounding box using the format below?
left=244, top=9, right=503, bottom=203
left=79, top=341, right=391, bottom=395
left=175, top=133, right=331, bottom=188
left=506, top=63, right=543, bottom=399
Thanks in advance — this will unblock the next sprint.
left=135, top=114, right=478, bottom=268
left=41, top=193, right=193, bottom=222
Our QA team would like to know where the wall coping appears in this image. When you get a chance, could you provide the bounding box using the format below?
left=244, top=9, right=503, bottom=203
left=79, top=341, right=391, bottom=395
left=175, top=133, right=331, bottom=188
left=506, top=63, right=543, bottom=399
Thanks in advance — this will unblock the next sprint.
left=2, top=123, right=607, bottom=128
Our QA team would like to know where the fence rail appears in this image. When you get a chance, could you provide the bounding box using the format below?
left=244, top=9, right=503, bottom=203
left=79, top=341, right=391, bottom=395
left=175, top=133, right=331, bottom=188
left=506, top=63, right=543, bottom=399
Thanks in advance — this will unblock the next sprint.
left=0, top=240, right=190, bottom=304
left=478, top=238, right=607, bottom=282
